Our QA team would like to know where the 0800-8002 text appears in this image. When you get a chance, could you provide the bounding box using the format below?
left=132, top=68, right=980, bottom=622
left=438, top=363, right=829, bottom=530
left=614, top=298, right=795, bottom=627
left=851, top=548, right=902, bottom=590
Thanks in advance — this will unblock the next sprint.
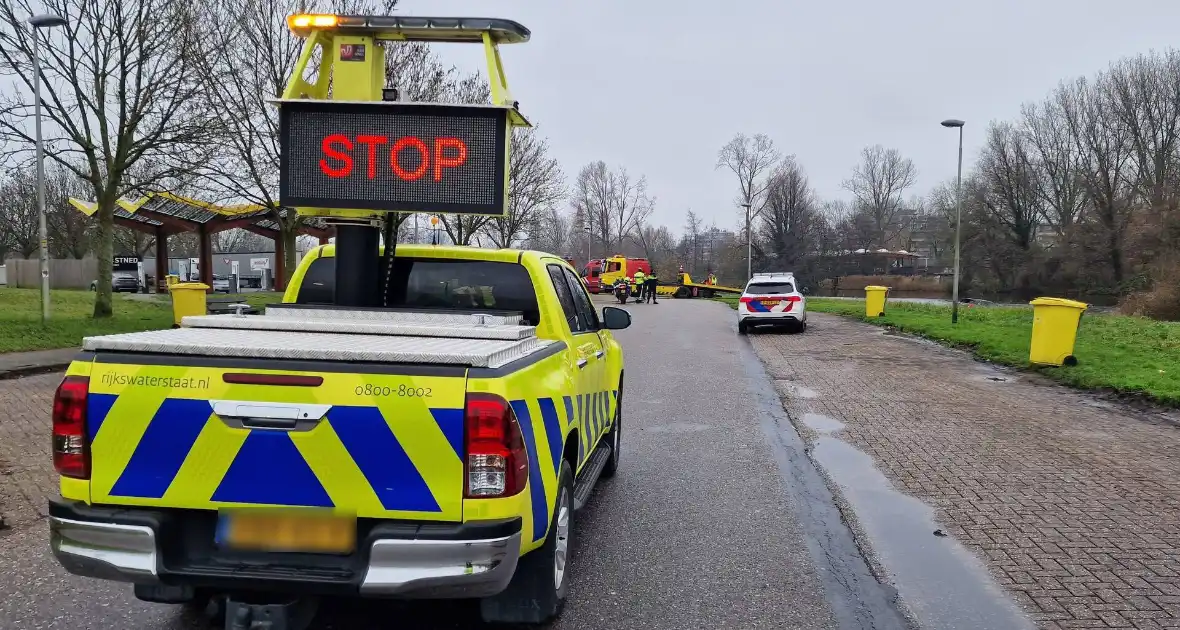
left=355, top=383, right=433, bottom=398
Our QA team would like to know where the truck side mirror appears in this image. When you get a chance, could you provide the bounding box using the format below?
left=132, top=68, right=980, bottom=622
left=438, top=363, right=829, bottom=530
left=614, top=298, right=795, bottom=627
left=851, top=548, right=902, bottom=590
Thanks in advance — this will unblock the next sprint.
left=600, top=306, right=631, bottom=330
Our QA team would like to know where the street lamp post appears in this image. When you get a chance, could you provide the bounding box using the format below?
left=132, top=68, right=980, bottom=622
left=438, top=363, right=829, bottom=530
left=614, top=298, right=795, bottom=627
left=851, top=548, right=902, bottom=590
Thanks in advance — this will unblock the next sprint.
left=741, top=202, right=752, bottom=281
left=941, top=119, right=965, bottom=324
left=28, top=13, right=67, bottom=324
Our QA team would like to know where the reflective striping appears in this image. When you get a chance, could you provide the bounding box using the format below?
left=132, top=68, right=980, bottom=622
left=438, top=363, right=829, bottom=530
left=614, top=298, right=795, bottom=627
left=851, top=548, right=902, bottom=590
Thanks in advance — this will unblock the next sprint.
left=328, top=406, right=441, bottom=513
left=428, top=408, right=465, bottom=460
left=537, top=398, right=563, bottom=475
left=108, top=399, right=212, bottom=499
left=749, top=300, right=771, bottom=312
left=211, top=431, right=334, bottom=507
left=576, top=394, right=588, bottom=464
left=603, top=391, right=611, bottom=433
left=87, top=393, right=118, bottom=443
left=510, top=400, right=548, bottom=542
left=564, top=395, right=582, bottom=466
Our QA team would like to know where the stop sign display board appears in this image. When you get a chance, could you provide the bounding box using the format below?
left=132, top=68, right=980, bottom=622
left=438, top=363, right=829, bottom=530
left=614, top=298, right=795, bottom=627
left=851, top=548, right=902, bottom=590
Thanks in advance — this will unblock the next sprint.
left=279, top=100, right=509, bottom=215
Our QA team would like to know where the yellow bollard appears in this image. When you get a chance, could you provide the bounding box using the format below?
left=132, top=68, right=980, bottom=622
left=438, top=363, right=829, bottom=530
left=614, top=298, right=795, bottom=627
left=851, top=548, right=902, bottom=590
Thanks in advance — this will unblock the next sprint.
left=170, top=282, right=210, bottom=326
left=1028, top=297, right=1088, bottom=366
left=864, top=285, right=889, bottom=318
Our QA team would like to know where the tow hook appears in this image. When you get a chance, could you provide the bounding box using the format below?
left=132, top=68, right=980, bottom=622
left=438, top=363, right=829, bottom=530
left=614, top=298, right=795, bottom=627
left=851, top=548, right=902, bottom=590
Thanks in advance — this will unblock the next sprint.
left=223, top=596, right=319, bottom=630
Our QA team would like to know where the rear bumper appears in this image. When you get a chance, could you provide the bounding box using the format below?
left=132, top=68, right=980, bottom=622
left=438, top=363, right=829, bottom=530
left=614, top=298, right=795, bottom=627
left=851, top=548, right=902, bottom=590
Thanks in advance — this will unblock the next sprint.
left=739, top=311, right=806, bottom=324
left=48, top=500, right=521, bottom=599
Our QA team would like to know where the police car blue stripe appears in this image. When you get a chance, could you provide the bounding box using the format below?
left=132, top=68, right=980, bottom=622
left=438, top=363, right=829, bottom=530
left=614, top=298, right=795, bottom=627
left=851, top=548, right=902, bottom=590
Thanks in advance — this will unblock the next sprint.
left=537, top=397, right=563, bottom=475
left=109, top=398, right=212, bottom=499
left=211, top=431, right=333, bottom=507
left=428, top=408, right=464, bottom=460
left=510, top=400, right=548, bottom=542
left=328, top=406, right=440, bottom=512
left=87, top=393, right=118, bottom=444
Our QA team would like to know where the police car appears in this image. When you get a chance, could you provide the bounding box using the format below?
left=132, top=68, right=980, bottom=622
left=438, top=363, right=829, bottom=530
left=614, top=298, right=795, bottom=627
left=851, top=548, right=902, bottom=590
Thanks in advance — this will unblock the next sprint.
left=736, top=272, right=807, bottom=334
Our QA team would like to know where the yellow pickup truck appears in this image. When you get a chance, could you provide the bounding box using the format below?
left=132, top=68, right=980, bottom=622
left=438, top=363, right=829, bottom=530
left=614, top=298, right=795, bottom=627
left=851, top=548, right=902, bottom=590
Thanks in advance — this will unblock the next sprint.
left=48, top=244, right=629, bottom=626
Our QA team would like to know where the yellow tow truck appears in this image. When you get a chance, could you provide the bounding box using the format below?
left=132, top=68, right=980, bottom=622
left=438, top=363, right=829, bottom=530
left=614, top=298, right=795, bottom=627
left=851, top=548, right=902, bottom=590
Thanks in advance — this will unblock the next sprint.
left=47, top=14, right=628, bottom=629
left=654, top=272, right=745, bottom=299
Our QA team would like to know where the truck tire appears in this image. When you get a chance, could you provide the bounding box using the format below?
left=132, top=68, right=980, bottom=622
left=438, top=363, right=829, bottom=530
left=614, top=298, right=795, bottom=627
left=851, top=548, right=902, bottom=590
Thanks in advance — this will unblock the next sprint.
left=601, top=383, right=622, bottom=479
left=675, top=286, right=690, bottom=299
left=480, top=461, right=574, bottom=625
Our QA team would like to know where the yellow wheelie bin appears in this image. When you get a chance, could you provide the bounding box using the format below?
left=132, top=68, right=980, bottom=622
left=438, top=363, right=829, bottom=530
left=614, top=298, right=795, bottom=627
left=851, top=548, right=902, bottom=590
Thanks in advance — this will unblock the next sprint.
left=1028, top=297, right=1088, bottom=366
left=865, top=285, right=889, bottom=318
left=170, top=282, right=210, bottom=327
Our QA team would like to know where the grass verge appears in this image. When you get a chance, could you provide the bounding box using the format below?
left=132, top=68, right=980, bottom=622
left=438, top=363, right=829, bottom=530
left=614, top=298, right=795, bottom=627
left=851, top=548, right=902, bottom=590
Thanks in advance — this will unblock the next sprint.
left=716, top=295, right=1180, bottom=406
left=0, top=288, right=285, bottom=354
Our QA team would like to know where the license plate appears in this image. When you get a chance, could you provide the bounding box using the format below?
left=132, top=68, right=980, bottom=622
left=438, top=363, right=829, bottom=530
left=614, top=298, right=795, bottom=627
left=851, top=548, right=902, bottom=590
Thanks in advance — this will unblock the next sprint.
left=759, top=300, right=781, bottom=308
left=216, top=510, right=356, bottom=554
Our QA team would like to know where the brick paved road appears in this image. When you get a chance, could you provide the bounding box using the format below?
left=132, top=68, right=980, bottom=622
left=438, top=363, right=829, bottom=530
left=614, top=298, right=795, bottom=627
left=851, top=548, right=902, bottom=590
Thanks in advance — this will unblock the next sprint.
left=751, top=312, right=1180, bottom=630
left=0, top=373, right=60, bottom=531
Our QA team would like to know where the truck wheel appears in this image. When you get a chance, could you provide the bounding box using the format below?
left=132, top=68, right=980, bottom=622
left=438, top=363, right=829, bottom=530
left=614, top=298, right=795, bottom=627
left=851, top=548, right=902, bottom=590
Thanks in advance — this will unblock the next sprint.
left=602, top=387, right=622, bottom=478
left=480, top=461, right=574, bottom=625
left=675, top=287, right=690, bottom=299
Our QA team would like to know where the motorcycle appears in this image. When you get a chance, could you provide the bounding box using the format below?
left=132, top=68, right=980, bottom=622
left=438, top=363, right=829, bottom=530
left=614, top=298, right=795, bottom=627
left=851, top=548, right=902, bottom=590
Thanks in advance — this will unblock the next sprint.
left=613, top=282, right=630, bottom=304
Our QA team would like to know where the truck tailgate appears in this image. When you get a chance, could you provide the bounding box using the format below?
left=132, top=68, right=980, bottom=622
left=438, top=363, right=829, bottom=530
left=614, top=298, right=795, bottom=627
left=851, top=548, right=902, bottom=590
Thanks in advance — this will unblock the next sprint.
left=85, top=357, right=467, bottom=521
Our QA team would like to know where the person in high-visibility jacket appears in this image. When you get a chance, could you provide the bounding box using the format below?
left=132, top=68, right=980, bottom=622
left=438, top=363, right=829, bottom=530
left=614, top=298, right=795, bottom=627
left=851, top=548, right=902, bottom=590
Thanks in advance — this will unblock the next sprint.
left=632, top=269, right=646, bottom=301
left=644, top=270, right=659, bottom=304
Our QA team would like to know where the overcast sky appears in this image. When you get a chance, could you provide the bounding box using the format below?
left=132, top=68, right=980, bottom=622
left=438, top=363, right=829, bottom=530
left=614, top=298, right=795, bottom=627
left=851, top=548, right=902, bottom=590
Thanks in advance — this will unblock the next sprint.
left=401, top=0, right=1180, bottom=231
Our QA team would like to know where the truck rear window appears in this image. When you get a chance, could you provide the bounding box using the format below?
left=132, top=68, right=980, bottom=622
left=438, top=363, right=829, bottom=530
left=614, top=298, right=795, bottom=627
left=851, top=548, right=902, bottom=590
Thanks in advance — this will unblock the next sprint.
left=295, top=256, right=540, bottom=323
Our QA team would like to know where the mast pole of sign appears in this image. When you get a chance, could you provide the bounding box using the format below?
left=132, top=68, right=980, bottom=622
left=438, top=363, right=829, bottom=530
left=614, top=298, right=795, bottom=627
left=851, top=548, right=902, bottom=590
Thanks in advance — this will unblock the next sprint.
left=328, top=24, right=385, bottom=307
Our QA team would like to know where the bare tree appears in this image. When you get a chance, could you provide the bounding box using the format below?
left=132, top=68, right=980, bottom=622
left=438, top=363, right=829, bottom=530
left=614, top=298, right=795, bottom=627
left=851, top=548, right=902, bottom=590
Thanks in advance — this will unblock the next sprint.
left=842, top=145, right=917, bottom=249
left=0, top=167, right=38, bottom=257
left=758, top=158, right=822, bottom=272
left=572, top=161, right=615, bottom=253
left=632, top=222, right=676, bottom=275
left=486, top=127, right=566, bottom=248
left=682, top=210, right=703, bottom=273
left=44, top=165, right=92, bottom=258
left=193, top=0, right=399, bottom=284
left=716, top=133, right=781, bottom=213
left=610, top=168, right=654, bottom=246
left=215, top=228, right=271, bottom=254
left=0, top=0, right=218, bottom=316
left=526, top=206, right=572, bottom=256
left=976, top=121, right=1043, bottom=251
left=1060, top=75, right=1135, bottom=284
left=1022, top=98, right=1087, bottom=237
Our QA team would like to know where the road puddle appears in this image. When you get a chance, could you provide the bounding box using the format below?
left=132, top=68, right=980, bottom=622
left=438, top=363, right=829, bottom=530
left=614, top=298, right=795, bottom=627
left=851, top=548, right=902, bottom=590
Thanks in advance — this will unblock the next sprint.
left=801, top=413, right=845, bottom=433
left=777, top=381, right=820, bottom=399
left=811, top=436, right=1034, bottom=630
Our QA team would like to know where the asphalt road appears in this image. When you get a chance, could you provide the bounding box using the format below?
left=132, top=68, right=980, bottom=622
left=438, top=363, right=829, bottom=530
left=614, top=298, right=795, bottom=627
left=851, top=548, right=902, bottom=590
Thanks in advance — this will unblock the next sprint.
left=0, top=298, right=905, bottom=629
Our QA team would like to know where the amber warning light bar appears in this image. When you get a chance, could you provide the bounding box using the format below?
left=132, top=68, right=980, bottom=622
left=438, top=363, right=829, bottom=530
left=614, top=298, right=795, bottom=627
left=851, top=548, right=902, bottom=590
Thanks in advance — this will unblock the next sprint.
left=278, top=100, right=510, bottom=216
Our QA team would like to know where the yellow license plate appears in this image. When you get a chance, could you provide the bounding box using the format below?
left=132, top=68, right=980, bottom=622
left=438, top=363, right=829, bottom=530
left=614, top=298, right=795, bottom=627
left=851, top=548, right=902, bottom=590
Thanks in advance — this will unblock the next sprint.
left=760, top=300, right=781, bottom=307
left=218, top=510, right=356, bottom=554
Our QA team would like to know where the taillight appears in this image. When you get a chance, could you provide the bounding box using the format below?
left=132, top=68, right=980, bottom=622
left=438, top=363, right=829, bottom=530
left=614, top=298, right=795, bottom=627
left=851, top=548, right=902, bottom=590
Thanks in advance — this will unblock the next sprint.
left=464, top=393, right=528, bottom=498
left=52, top=375, right=90, bottom=479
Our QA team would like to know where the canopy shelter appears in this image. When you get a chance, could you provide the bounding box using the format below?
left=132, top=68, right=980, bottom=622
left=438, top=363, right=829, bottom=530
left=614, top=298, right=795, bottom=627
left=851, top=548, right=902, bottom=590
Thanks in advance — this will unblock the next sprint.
left=68, top=193, right=333, bottom=292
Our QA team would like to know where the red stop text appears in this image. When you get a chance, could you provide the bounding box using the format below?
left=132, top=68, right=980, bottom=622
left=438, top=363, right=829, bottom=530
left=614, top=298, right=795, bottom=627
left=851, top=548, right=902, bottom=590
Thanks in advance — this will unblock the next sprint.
left=318, top=134, right=468, bottom=182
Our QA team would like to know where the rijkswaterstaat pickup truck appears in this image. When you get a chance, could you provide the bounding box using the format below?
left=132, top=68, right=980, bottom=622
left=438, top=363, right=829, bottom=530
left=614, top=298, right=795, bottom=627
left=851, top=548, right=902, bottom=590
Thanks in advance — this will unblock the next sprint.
left=48, top=243, right=630, bottom=626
